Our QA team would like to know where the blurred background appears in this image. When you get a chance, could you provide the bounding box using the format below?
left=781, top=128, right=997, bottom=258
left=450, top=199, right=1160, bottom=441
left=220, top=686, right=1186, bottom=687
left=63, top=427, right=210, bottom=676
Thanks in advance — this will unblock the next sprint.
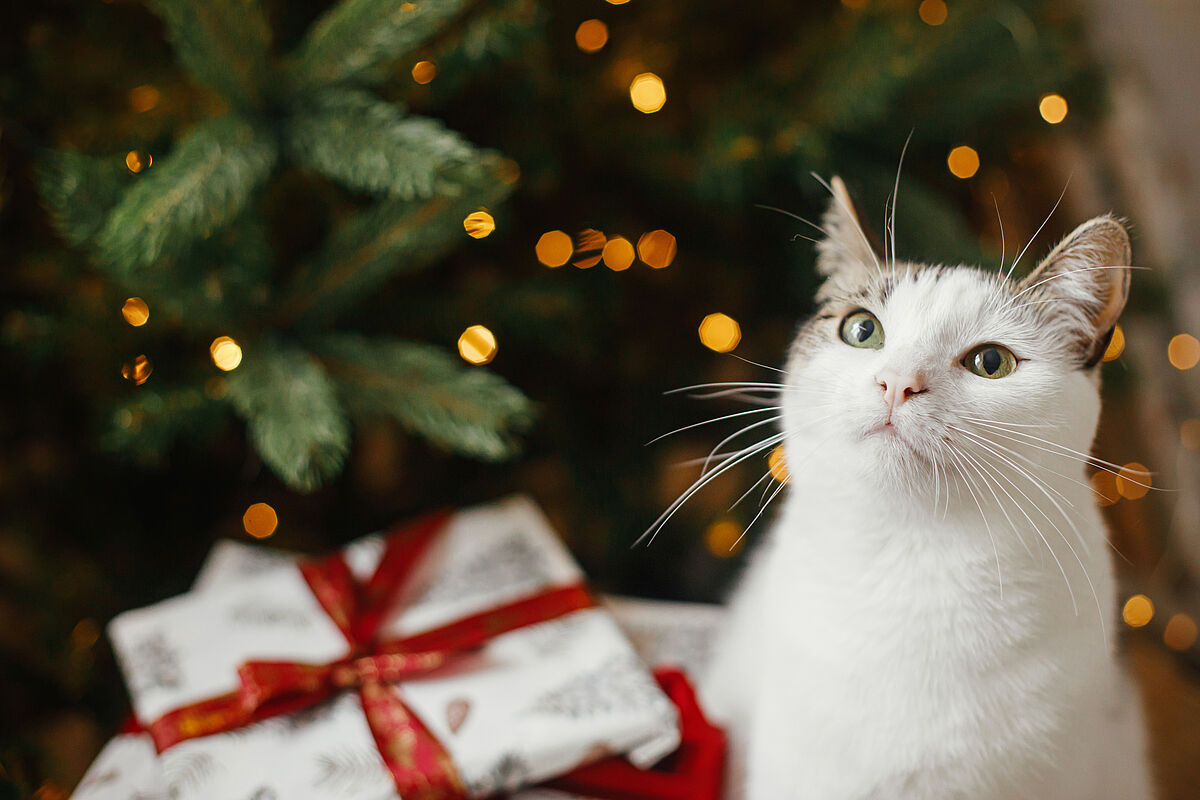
left=2, top=0, right=1199, bottom=796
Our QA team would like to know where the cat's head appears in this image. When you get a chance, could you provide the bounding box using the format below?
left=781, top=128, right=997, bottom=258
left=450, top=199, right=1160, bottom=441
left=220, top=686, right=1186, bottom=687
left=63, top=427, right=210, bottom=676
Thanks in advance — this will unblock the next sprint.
left=782, top=177, right=1130, bottom=494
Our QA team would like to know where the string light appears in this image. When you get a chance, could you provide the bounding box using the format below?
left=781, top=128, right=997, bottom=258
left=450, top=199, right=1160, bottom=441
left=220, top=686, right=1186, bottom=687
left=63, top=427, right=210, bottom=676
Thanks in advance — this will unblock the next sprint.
left=1167, top=333, right=1200, bottom=370
left=121, top=297, right=150, bottom=327
left=458, top=325, right=497, bottom=365
left=1090, top=470, right=1119, bottom=507
left=1038, top=93, right=1068, bottom=124
left=602, top=236, right=635, bottom=271
left=629, top=72, right=666, bottom=113
left=605, top=0, right=630, bottom=5
left=1181, top=418, right=1200, bottom=451
left=121, top=355, right=152, bottom=385
left=699, top=313, right=741, bottom=352
left=536, top=231, right=573, bottom=267
left=1115, top=462, right=1150, bottom=500
left=575, top=19, right=609, bottom=53
left=947, top=145, right=980, bottom=179
left=1102, top=323, right=1124, bottom=362
left=574, top=229, right=606, bottom=268
left=1164, top=613, right=1198, bottom=651
left=1122, top=594, right=1154, bottom=628
left=704, top=519, right=745, bottom=557
left=210, top=336, right=243, bottom=371
left=769, top=444, right=789, bottom=483
left=637, top=229, right=676, bottom=268
left=243, top=502, right=278, bottom=539
left=918, top=0, right=947, bottom=26
left=125, top=150, right=151, bottom=173
left=463, top=210, right=495, bottom=239
left=411, top=60, right=437, bottom=84
left=128, top=84, right=161, bottom=113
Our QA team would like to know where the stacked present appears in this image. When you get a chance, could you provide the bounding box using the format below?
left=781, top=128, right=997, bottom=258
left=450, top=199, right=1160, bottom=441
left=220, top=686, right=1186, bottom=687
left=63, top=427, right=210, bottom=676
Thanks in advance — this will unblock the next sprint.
left=72, top=496, right=727, bottom=800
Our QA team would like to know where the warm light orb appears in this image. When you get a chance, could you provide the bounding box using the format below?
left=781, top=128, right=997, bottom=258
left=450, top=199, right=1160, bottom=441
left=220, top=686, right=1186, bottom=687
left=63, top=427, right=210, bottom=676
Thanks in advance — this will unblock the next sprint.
left=705, top=519, right=745, bottom=557
left=1164, top=613, right=1198, bottom=652
left=125, top=150, right=151, bottom=173
left=1167, top=333, right=1200, bottom=370
left=574, top=229, right=606, bottom=269
left=71, top=619, right=101, bottom=649
left=602, top=236, right=635, bottom=271
left=629, top=72, right=667, bottom=113
left=947, top=145, right=980, bottom=179
left=1090, top=470, right=1119, bottom=507
left=128, top=84, right=161, bottom=113
left=243, top=502, right=278, bottom=539
left=121, top=297, right=150, bottom=327
left=575, top=19, right=609, bottom=53
left=210, top=336, right=243, bottom=371
left=1115, top=462, right=1151, bottom=500
left=1181, top=418, right=1200, bottom=451
left=411, top=60, right=437, bottom=84
left=463, top=210, right=495, bottom=239
left=536, top=230, right=573, bottom=267
left=768, top=444, right=789, bottom=483
left=1122, top=594, right=1154, bottom=628
left=699, top=312, right=741, bottom=353
left=1039, top=93, right=1069, bottom=124
left=458, top=324, right=497, bottom=365
left=121, top=354, right=152, bottom=385
left=606, top=0, right=630, bottom=5
left=918, top=0, right=947, bottom=26
left=637, top=229, right=677, bottom=268
left=1102, top=323, right=1124, bottom=362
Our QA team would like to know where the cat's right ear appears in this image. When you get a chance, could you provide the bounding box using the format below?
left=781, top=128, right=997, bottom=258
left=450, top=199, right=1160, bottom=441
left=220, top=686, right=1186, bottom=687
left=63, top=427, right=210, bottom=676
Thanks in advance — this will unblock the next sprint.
left=815, top=177, right=882, bottom=297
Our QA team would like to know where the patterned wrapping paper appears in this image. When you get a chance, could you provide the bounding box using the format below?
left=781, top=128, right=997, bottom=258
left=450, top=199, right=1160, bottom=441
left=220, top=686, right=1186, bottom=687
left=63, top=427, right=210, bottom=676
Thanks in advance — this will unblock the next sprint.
left=88, top=496, right=682, bottom=800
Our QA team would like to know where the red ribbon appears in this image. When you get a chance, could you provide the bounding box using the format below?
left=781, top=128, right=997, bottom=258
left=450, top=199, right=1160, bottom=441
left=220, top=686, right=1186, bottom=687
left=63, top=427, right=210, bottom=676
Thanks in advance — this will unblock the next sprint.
left=145, top=511, right=596, bottom=800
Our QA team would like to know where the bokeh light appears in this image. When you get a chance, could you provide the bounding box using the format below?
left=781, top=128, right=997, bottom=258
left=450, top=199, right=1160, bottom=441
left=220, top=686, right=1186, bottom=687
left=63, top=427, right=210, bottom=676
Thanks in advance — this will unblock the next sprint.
left=1164, top=613, right=1198, bottom=651
left=1167, top=333, right=1200, bottom=370
left=463, top=210, right=495, bottom=239
left=121, top=297, right=149, bottom=327
left=1102, top=323, right=1124, bottom=362
left=1090, top=470, right=1120, bottom=507
left=128, top=84, right=161, bottom=113
left=637, top=229, right=676, bottom=268
left=602, top=236, right=635, bottom=270
left=574, top=229, right=606, bottom=268
left=769, top=444, right=789, bottom=483
left=458, top=324, right=497, bottom=365
left=1039, top=93, right=1068, bottom=124
left=575, top=19, right=608, bottom=53
left=1115, top=462, right=1151, bottom=500
left=210, top=336, right=243, bottom=371
left=536, top=231, right=573, bottom=267
left=630, top=72, right=666, bottom=113
left=242, top=502, right=278, bottom=539
left=918, top=0, right=947, bottom=26
left=121, top=354, right=152, bottom=385
left=411, top=60, right=437, bottom=84
left=947, top=145, right=980, bottom=179
left=1181, top=418, right=1200, bottom=450
left=71, top=619, right=100, bottom=649
left=704, top=519, right=745, bottom=557
left=1122, top=594, right=1154, bottom=628
left=699, top=312, right=741, bottom=352
left=125, top=150, right=151, bottom=173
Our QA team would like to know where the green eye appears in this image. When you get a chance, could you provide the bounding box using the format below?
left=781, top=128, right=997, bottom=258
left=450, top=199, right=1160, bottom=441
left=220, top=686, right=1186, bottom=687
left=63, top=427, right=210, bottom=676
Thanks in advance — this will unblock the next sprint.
left=963, top=344, right=1018, bottom=379
left=839, top=310, right=885, bottom=349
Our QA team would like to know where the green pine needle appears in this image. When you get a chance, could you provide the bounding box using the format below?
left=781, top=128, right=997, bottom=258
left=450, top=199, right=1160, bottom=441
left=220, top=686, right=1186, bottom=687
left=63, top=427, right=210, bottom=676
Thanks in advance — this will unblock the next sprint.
left=37, top=151, right=133, bottom=247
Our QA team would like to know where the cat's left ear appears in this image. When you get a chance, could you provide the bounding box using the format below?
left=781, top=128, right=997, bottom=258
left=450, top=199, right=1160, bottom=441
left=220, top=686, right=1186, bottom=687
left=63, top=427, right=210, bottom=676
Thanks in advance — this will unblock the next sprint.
left=1018, top=215, right=1131, bottom=367
left=815, top=177, right=883, bottom=299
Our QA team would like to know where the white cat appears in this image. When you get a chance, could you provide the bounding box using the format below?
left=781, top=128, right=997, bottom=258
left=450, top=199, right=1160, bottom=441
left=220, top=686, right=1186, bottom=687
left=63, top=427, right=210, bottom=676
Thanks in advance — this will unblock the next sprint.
left=699, top=178, right=1154, bottom=799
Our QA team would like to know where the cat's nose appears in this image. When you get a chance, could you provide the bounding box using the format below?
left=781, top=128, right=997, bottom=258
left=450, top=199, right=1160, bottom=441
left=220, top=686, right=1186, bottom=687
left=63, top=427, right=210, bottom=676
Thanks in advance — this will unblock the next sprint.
left=876, top=368, right=927, bottom=410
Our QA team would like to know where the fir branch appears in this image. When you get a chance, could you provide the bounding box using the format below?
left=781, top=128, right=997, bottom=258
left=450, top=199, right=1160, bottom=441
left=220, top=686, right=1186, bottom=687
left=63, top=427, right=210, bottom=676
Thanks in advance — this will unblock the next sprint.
left=146, top=0, right=272, bottom=109
left=95, top=116, right=277, bottom=278
left=285, top=89, right=477, bottom=199
left=226, top=340, right=350, bottom=491
left=37, top=151, right=133, bottom=247
left=316, top=334, right=533, bottom=461
left=288, top=0, right=466, bottom=89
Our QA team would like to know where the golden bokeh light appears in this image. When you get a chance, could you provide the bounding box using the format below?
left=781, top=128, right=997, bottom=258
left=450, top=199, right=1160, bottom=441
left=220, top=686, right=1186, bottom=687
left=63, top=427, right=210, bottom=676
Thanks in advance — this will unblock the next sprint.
left=411, top=60, right=437, bottom=84
left=463, top=210, right=495, bottom=239
left=1181, top=418, right=1200, bottom=450
left=71, top=618, right=100, bottom=649
left=575, top=19, right=609, bottom=53
left=121, top=297, right=150, bottom=327
left=699, top=312, right=742, bottom=353
left=1090, top=470, right=1119, bottom=507
left=1122, top=594, right=1154, bottom=628
left=637, top=229, right=677, bottom=268
left=1102, top=323, right=1124, bottom=362
left=705, top=519, right=745, bottom=557
left=125, top=150, right=151, bottom=173
left=769, top=444, right=789, bottom=483
left=458, top=324, right=497, bottom=365
left=629, top=72, right=667, bottom=113
left=606, top=0, right=630, bottom=5
left=210, top=336, right=243, bottom=371
left=918, top=0, right=947, bottom=26
left=947, top=145, right=980, bottom=179
left=574, top=228, right=606, bottom=269
left=121, top=354, right=152, bottom=385
left=602, top=236, right=635, bottom=271
left=536, top=230, right=573, bottom=267
left=128, top=84, right=161, bottom=113
left=243, top=502, right=279, bottom=539
left=1115, top=462, right=1151, bottom=500
left=1167, top=333, right=1200, bottom=370
left=1164, top=613, right=1198, bottom=652
left=1038, top=93, right=1068, bottom=124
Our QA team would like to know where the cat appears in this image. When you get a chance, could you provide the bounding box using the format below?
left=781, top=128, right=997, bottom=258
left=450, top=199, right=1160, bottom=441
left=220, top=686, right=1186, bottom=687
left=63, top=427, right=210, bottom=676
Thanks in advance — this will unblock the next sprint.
left=698, top=178, right=1155, bottom=799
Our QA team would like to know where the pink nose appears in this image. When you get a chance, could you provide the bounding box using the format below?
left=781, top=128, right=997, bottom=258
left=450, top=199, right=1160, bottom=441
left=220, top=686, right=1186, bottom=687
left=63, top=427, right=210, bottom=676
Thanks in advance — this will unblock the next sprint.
left=876, top=368, right=927, bottom=411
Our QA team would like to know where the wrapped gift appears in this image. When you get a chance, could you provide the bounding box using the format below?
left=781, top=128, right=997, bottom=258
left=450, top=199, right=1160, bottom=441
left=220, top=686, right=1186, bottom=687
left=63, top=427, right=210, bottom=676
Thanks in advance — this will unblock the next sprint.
left=90, top=496, right=681, bottom=800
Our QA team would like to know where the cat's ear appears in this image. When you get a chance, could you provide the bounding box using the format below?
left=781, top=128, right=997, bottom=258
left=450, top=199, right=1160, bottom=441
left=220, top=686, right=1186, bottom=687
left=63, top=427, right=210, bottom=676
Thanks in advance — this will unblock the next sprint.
left=815, top=177, right=882, bottom=295
left=1018, top=215, right=1131, bottom=366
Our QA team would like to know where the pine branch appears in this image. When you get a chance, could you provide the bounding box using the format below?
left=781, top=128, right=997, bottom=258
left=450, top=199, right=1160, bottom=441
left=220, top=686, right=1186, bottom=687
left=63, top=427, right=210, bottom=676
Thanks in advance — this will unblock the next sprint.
left=37, top=151, right=133, bottom=247
left=95, top=116, right=277, bottom=278
left=288, top=0, right=466, bottom=89
left=147, top=0, right=272, bottom=109
left=226, top=339, right=350, bottom=491
left=315, top=334, right=533, bottom=461
left=102, top=386, right=228, bottom=467
left=285, top=89, right=477, bottom=199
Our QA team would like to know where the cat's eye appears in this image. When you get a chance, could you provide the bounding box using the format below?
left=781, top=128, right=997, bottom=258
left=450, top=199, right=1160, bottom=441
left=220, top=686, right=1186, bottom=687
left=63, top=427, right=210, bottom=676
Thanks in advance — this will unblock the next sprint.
left=962, top=344, right=1018, bottom=379
left=839, top=310, right=885, bottom=350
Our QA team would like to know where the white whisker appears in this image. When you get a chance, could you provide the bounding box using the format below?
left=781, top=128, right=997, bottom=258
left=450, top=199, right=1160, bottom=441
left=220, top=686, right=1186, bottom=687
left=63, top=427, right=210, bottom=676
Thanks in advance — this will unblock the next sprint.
left=646, top=406, right=781, bottom=446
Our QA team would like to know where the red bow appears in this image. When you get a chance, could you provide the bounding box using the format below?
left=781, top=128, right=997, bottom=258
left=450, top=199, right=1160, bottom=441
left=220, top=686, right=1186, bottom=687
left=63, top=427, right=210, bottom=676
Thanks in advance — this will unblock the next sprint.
left=145, top=511, right=596, bottom=800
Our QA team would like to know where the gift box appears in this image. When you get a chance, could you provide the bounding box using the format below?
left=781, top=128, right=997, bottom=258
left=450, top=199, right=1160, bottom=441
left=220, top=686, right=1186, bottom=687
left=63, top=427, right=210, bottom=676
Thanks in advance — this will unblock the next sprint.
left=83, top=496, right=683, bottom=800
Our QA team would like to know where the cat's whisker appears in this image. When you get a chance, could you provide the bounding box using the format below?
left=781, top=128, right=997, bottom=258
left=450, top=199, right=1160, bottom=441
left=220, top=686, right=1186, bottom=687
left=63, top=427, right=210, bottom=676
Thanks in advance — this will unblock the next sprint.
left=1007, top=177, right=1070, bottom=280
left=942, top=444, right=1005, bottom=600
left=665, top=381, right=785, bottom=394
left=754, top=204, right=832, bottom=240
left=887, top=130, right=914, bottom=269
left=698, top=415, right=785, bottom=475
left=732, top=477, right=789, bottom=550
left=645, top=406, right=781, bottom=446
left=958, top=415, right=1057, bottom=430
left=725, top=352, right=789, bottom=375
left=731, top=467, right=778, bottom=512
left=1007, top=265, right=1150, bottom=307
left=811, top=172, right=886, bottom=282
left=992, top=193, right=1006, bottom=276
left=950, top=441, right=1036, bottom=561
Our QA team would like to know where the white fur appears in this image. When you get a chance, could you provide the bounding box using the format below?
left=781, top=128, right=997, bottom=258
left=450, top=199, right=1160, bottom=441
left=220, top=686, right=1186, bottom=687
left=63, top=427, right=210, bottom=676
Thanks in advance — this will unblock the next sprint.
left=699, top=200, right=1153, bottom=799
